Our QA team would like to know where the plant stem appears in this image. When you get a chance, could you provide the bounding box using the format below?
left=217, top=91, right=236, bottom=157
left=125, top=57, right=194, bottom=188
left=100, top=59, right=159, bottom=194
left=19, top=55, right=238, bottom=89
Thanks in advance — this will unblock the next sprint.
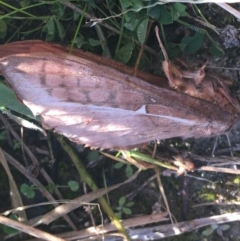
left=56, top=136, right=131, bottom=240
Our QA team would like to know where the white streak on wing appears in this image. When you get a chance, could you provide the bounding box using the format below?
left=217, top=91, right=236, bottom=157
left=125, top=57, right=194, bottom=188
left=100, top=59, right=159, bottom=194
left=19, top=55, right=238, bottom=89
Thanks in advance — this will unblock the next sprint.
left=25, top=100, right=202, bottom=128
left=0, top=60, right=9, bottom=66
left=156, top=115, right=198, bottom=126
left=135, top=105, right=147, bottom=114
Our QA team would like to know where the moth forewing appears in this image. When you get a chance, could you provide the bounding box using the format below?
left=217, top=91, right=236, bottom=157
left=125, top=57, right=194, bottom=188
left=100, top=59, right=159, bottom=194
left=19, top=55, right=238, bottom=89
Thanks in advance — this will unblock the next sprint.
left=0, top=45, right=238, bottom=149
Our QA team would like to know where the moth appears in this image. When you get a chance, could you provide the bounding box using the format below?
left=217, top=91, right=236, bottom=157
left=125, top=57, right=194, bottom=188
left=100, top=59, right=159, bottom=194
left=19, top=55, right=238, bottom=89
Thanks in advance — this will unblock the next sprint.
left=0, top=40, right=238, bottom=149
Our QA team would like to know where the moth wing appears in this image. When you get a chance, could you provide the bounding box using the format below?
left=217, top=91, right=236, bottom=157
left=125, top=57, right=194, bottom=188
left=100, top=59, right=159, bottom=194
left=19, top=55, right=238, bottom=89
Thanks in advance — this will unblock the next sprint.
left=0, top=52, right=236, bottom=149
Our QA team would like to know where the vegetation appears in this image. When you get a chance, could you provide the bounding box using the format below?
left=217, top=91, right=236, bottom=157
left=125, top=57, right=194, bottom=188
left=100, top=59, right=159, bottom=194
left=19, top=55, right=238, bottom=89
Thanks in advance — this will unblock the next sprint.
left=0, top=1, right=240, bottom=240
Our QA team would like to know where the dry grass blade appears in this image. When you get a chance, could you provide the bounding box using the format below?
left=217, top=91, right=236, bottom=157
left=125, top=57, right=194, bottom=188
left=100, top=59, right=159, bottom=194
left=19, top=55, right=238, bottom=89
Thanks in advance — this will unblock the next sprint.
left=198, top=166, right=240, bottom=174
left=24, top=212, right=240, bottom=240
left=216, top=3, right=240, bottom=20
left=2, top=150, right=76, bottom=231
left=0, top=148, right=27, bottom=222
left=47, top=213, right=168, bottom=241
left=0, top=215, right=66, bottom=241
left=126, top=211, right=240, bottom=240
left=155, top=169, right=175, bottom=225
left=35, top=170, right=141, bottom=226
left=193, top=200, right=240, bottom=208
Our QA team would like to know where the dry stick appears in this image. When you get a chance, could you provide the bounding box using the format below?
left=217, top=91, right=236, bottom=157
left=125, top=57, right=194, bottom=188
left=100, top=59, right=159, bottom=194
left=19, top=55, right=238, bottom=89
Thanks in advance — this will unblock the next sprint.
left=134, top=21, right=153, bottom=76
left=0, top=114, right=77, bottom=230
left=24, top=212, right=240, bottom=240
left=155, top=168, right=174, bottom=225
left=154, top=26, right=169, bottom=62
left=216, top=146, right=240, bottom=154
left=198, top=166, right=240, bottom=174
left=25, top=213, right=168, bottom=241
left=56, top=135, right=131, bottom=241
left=193, top=201, right=240, bottom=208
left=216, top=2, right=240, bottom=20
left=0, top=149, right=27, bottom=222
left=0, top=215, right=66, bottom=241
left=126, top=212, right=240, bottom=240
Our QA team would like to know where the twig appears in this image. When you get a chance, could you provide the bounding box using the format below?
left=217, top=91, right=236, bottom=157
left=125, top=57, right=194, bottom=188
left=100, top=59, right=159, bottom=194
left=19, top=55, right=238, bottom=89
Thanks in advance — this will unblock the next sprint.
left=155, top=168, right=174, bottom=224
left=216, top=145, right=240, bottom=155
left=134, top=21, right=153, bottom=76
left=198, top=166, right=240, bottom=174
left=216, top=2, right=240, bottom=20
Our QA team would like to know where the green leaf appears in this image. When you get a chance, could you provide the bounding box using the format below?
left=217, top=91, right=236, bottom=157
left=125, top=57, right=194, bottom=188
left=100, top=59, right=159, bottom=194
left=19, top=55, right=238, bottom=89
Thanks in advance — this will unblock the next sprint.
left=54, top=19, right=66, bottom=40
left=68, top=181, right=79, bottom=191
left=1, top=215, right=18, bottom=234
left=137, top=17, right=149, bottom=45
left=52, top=2, right=65, bottom=17
left=126, top=201, right=134, bottom=207
left=89, top=38, right=101, bottom=47
left=73, top=12, right=80, bottom=21
left=42, top=17, right=56, bottom=41
left=125, top=164, right=133, bottom=178
left=85, top=0, right=97, bottom=8
left=219, top=224, right=230, bottom=231
left=147, top=0, right=162, bottom=19
left=0, top=130, right=7, bottom=141
left=157, top=6, right=173, bottom=25
left=86, top=150, right=99, bottom=162
left=0, top=82, right=34, bottom=118
left=47, top=183, right=55, bottom=193
left=234, top=177, right=240, bottom=184
left=20, top=0, right=30, bottom=7
left=20, top=183, right=30, bottom=193
left=211, top=224, right=218, bottom=230
left=20, top=183, right=35, bottom=198
left=171, top=3, right=187, bottom=20
left=210, top=42, right=224, bottom=57
left=46, top=17, right=55, bottom=36
left=202, top=227, right=214, bottom=236
left=115, top=212, right=122, bottom=219
left=131, top=0, right=144, bottom=11
left=119, top=0, right=133, bottom=11
left=114, top=42, right=134, bottom=63
left=0, top=19, right=7, bottom=39
left=13, top=140, right=20, bottom=150
left=74, top=36, right=84, bottom=48
left=123, top=207, right=132, bottom=215
left=119, top=196, right=126, bottom=206
left=114, top=162, right=124, bottom=169
left=180, top=32, right=204, bottom=54
left=204, top=193, right=216, bottom=201
left=123, top=17, right=139, bottom=31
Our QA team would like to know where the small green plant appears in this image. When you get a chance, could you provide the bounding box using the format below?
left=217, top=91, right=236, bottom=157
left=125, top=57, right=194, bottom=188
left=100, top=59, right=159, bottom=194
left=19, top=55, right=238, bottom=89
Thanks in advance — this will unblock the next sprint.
left=114, top=162, right=133, bottom=178
left=202, top=224, right=230, bottom=239
left=115, top=196, right=134, bottom=219
left=0, top=130, right=7, bottom=141
left=0, top=214, right=18, bottom=234
left=86, top=150, right=100, bottom=163
left=20, top=180, right=79, bottom=198
left=12, top=139, right=21, bottom=150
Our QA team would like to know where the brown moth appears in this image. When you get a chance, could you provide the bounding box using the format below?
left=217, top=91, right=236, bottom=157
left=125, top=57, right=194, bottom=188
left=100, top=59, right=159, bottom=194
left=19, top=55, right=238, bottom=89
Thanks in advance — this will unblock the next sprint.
left=0, top=40, right=238, bottom=149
